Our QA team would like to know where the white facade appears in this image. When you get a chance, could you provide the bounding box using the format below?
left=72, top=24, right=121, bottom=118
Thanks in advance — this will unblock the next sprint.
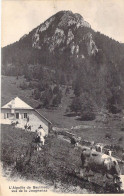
left=1, top=97, right=52, bottom=134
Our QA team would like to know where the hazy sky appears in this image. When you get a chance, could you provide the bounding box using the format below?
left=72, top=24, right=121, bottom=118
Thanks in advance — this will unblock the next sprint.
left=2, top=0, right=124, bottom=47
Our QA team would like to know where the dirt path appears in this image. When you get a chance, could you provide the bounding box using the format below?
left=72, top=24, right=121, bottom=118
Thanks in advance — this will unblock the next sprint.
left=1, top=163, right=92, bottom=194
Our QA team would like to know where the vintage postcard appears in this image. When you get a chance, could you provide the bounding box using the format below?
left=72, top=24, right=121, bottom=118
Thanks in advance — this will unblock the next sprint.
left=1, top=0, right=124, bottom=195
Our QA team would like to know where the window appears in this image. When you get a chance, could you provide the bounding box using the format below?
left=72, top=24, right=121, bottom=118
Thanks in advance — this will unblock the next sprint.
left=16, top=113, right=19, bottom=119
left=6, top=113, right=14, bottom=119
left=24, top=113, right=27, bottom=118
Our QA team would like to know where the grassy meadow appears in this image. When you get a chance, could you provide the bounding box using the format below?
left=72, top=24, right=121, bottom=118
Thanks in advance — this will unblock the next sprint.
left=1, top=75, right=124, bottom=193
left=2, top=124, right=124, bottom=194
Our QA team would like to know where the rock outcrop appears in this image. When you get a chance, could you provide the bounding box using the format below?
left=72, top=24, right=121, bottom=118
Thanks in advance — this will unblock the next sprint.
left=83, top=32, right=98, bottom=56
left=31, top=10, right=97, bottom=58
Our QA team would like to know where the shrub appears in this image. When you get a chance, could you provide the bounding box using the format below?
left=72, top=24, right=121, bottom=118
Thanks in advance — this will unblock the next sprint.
left=53, top=85, right=60, bottom=94
left=107, top=104, right=121, bottom=114
left=34, top=89, right=40, bottom=100
left=35, top=104, right=42, bottom=109
left=52, top=93, right=62, bottom=107
left=118, top=137, right=123, bottom=142
left=19, top=81, right=28, bottom=90
left=105, top=133, right=111, bottom=139
left=65, top=86, right=70, bottom=95
left=70, top=97, right=82, bottom=114
left=121, top=127, right=124, bottom=132
left=80, top=100, right=96, bottom=121
left=113, top=145, right=123, bottom=152
left=41, top=87, right=53, bottom=108
left=65, top=107, right=70, bottom=114
left=81, top=112, right=96, bottom=121
left=38, top=80, right=49, bottom=91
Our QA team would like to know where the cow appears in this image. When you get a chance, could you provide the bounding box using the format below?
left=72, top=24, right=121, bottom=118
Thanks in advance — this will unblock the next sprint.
left=80, top=148, right=123, bottom=192
left=105, top=149, right=113, bottom=156
left=71, top=136, right=81, bottom=146
left=32, top=134, right=44, bottom=151
left=11, top=121, right=19, bottom=126
left=95, top=143, right=105, bottom=153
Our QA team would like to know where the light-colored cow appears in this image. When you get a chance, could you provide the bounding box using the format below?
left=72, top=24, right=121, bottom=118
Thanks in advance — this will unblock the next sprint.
left=95, top=143, right=105, bottom=153
left=80, top=148, right=123, bottom=191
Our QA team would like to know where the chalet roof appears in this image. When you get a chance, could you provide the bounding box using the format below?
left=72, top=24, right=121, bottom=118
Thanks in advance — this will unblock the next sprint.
left=2, top=97, right=52, bottom=124
left=2, top=97, right=33, bottom=110
left=35, top=110, right=52, bottom=124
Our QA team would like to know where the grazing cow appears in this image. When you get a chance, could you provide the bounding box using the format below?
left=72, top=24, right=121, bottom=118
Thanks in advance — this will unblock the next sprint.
left=80, top=148, right=123, bottom=191
left=33, top=134, right=44, bottom=151
left=70, top=137, right=77, bottom=145
left=95, top=143, right=104, bottom=153
left=11, top=121, right=19, bottom=126
left=71, top=136, right=81, bottom=146
left=105, top=149, right=113, bottom=156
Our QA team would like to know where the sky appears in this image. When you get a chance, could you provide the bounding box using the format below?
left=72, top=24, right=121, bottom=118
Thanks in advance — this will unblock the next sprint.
left=1, top=0, right=124, bottom=47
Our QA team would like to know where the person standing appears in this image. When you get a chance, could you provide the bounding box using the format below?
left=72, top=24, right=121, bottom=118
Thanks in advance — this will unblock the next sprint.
left=37, top=125, right=46, bottom=145
left=38, top=125, right=46, bottom=137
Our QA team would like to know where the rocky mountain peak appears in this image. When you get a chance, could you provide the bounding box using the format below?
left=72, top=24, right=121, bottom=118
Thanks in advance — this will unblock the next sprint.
left=31, top=11, right=96, bottom=58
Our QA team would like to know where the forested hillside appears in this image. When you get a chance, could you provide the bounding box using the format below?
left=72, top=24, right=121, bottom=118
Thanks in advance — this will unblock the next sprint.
left=2, top=11, right=124, bottom=119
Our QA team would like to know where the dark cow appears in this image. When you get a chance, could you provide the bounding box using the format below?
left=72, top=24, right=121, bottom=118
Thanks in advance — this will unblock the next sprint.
left=11, top=121, right=19, bottom=126
left=24, top=124, right=31, bottom=131
left=32, top=134, right=44, bottom=151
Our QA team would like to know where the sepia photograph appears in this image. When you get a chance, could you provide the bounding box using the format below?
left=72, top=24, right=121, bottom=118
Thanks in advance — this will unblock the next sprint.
left=1, top=0, right=124, bottom=194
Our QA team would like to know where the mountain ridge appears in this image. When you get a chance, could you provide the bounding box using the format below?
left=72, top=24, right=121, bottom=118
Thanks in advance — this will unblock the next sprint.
left=2, top=10, right=124, bottom=114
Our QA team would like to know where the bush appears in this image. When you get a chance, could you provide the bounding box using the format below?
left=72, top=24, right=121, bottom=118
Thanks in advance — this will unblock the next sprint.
left=105, top=133, right=111, bottom=139
left=35, top=104, right=42, bottom=109
left=38, top=80, right=49, bottom=91
left=34, top=89, right=40, bottom=100
left=70, top=97, right=81, bottom=114
left=107, top=104, right=121, bottom=114
left=121, top=127, right=124, bottom=132
left=65, top=107, right=70, bottom=114
left=118, top=137, right=123, bottom=142
left=113, top=145, right=123, bottom=152
left=29, top=81, right=39, bottom=89
left=41, top=87, right=53, bottom=108
left=65, top=86, right=70, bottom=95
left=19, top=81, right=28, bottom=90
left=80, top=97, right=96, bottom=121
left=53, top=85, right=60, bottom=94
left=81, top=111, right=96, bottom=121
left=52, top=93, right=62, bottom=107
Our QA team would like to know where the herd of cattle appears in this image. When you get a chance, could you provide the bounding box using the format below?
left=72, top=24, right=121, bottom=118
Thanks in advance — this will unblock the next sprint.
left=30, top=127, right=124, bottom=192
left=14, top=124, right=124, bottom=193
left=74, top=143, right=123, bottom=192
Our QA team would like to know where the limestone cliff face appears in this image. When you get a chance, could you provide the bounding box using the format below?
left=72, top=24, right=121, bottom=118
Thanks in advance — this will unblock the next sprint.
left=83, top=32, right=98, bottom=56
left=32, top=16, right=55, bottom=49
left=31, top=11, right=97, bottom=58
left=67, top=29, right=74, bottom=45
